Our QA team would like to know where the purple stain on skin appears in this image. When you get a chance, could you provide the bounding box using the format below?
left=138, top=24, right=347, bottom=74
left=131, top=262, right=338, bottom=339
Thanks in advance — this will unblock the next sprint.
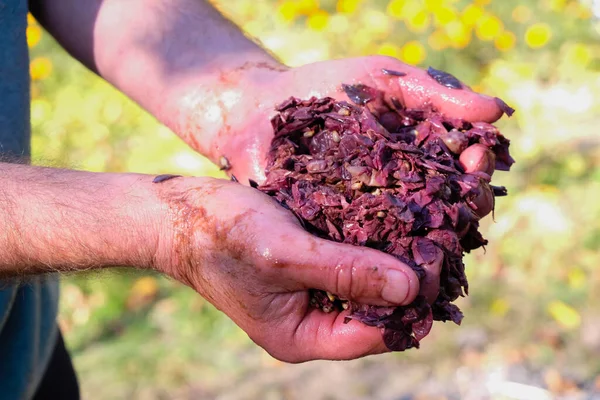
left=494, top=97, right=515, bottom=117
left=382, top=68, right=407, bottom=77
left=427, top=67, right=463, bottom=90
left=152, top=174, right=182, bottom=183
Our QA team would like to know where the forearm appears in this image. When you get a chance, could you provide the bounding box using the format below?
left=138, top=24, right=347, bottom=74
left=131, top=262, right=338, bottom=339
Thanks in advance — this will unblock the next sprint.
left=0, top=162, right=162, bottom=277
left=30, top=0, right=284, bottom=158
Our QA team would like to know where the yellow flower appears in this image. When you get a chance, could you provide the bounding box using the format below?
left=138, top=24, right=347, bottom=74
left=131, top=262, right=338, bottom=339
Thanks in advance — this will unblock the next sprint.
left=400, top=41, right=426, bottom=65
left=424, top=0, right=443, bottom=10
left=432, top=6, right=458, bottom=26
left=377, top=42, right=400, bottom=58
left=297, top=0, right=320, bottom=15
left=386, top=0, right=404, bottom=19
left=405, top=10, right=430, bottom=33
left=445, top=20, right=471, bottom=49
left=525, top=23, right=552, bottom=49
left=511, top=5, right=532, bottom=23
left=428, top=30, right=450, bottom=50
left=568, top=268, right=586, bottom=289
left=27, top=13, right=36, bottom=25
left=278, top=1, right=298, bottom=22
left=127, top=277, right=159, bottom=311
left=494, top=31, right=516, bottom=52
left=475, top=14, right=503, bottom=41
left=490, top=298, right=509, bottom=317
left=461, top=5, right=484, bottom=26
left=474, top=0, right=491, bottom=5
left=26, top=25, right=42, bottom=48
left=337, top=0, right=361, bottom=14
left=132, top=277, right=159, bottom=297
left=387, top=0, right=423, bottom=21
left=550, top=0, right=567, bottom=12
left=563, top=43, right=592, bottom=68
left=307, top=10, right=329, bottom=31
left=547, top=300, right=581, bottom=330
left=30, top=57, right=52, bottom=80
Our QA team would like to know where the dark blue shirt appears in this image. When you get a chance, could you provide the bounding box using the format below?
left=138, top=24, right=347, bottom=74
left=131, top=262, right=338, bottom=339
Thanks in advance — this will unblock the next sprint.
left=0, top=1, right=60, bottom=398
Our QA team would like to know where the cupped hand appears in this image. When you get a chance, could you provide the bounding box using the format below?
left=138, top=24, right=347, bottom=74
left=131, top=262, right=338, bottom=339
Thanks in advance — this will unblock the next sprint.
left=174, top=56, right=508, bottom=191
left=154, top=177, right=429, bottom=362
left=162, top=56, right=507, bottom=329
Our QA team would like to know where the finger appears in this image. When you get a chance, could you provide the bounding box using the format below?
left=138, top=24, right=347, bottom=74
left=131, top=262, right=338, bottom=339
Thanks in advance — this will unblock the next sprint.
left=459, top=143, right=496, bottom=176
left=272, top=229, right=420, bottom=307
left=366, top=56, right=508, bottom=123
left=285, top=308, right=389, bottom=362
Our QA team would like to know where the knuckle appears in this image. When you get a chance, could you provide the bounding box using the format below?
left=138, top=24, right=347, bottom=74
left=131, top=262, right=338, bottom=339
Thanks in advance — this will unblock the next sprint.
left=331, top=256, right=352, bottom=298
left=331, top=254, right=375, bottom=299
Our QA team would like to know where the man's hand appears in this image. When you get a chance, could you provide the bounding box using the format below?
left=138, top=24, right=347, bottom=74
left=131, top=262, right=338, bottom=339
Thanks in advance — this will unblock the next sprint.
left=153, top=177, right=424, bottom=362
left=169, top=56, right=507, bottom=197
left=0, top=161, right=428, bottom=362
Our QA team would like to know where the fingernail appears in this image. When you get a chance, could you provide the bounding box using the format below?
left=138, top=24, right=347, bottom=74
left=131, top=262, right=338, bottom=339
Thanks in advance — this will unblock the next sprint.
left=382, top=269, right=411, bottom=305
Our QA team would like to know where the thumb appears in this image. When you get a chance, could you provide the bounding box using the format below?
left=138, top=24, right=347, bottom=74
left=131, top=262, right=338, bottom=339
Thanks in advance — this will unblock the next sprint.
left=274, top=228, right=420, bottom=306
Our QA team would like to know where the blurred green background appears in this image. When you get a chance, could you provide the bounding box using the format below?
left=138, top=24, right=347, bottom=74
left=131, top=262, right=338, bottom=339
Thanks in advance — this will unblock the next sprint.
left=26, top=0, right=600, bottom=398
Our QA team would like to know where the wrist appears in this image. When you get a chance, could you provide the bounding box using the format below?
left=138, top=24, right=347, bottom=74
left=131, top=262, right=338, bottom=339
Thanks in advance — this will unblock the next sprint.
left=91, top=0, right=287, bottom=161
left=150, top=175, right=227, bottom=286
left=109, top=173, right=168, bottom=271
